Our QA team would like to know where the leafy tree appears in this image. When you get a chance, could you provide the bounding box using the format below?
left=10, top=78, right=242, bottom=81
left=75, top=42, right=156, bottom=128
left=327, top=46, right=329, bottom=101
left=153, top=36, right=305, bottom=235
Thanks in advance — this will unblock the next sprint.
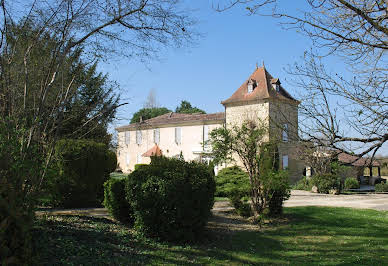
left=209, top=119, right=289, bottom=217
left=175, top=100, right=206, bottom=114
left=130, top=107, right=172, bottom=124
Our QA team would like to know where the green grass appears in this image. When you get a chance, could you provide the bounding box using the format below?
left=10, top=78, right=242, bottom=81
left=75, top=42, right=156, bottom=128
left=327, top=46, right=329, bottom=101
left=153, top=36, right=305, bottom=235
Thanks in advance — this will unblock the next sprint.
left=33, top=207, right=388, bottom=265
left=109, top=172, right=128, bottom=179
left=214, top=197, right=229, bottom=202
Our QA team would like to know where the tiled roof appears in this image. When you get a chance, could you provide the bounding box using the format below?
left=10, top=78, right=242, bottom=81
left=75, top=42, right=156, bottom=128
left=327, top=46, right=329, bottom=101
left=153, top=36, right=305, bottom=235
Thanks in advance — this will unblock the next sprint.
left=337, top=152, right=380, bottom=167
left=116, top=112, right=225, bottom=131
left=142, top=145, right=163, bottom=157
left=221, top=66, right=298, bottom=105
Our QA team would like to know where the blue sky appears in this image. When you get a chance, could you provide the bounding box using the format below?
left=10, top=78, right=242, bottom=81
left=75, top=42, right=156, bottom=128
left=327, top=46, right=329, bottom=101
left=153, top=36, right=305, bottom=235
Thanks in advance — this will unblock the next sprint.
left=104, top=1, right=313, bottom=124
left=101, top=1, right=386, bottom=156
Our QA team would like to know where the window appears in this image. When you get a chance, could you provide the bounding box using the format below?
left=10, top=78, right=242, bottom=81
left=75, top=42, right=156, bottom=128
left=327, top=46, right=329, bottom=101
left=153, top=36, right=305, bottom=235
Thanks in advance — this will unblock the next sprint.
left=282, top=124, right=288, bottom=142
left=125, top=131, right=130, bottom=145
left=137, top=154, right=142, bottom=164
left=203, top=125, right=209, bottom=142
left=282, top=155, right=289, bottom=169
left=154, top=128, right=160, bottom=144
left=126, top=153, right=130, bottom=165
left=136, top=130, right=142, bottom=145
left=175, top=127, right=181, bottom=144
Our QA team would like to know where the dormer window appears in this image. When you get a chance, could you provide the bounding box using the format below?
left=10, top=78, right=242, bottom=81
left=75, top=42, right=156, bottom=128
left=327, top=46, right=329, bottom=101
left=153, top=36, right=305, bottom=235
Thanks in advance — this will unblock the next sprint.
left=247, top=79, right=256, bottom=93
left=271, top=78, right=280, bottom=92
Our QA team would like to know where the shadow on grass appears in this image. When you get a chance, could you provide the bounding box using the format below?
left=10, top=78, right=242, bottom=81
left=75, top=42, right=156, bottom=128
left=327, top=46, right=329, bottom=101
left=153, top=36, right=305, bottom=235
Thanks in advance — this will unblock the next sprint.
left=33, top=207, right=388, bottom=265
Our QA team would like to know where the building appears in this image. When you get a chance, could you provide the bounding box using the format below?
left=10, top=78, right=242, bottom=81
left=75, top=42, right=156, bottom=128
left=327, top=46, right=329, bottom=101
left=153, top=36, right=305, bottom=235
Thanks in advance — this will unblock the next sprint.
left=116, top=66, right=304, bottom=182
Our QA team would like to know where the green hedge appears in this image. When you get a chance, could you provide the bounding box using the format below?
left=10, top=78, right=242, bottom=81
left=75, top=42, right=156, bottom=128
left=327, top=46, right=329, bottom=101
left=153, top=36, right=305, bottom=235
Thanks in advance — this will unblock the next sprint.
left=126, top=156, right=215, bottom=242
left=294, top=177, right=313, bottom=191
left=344, top=177, right=359, bottom=190
left=103, top=178, right=133, bottom=224
left=311, top=173, right=340, bottom=194
left=49, top=139, right=115, bottom=208
left=375, top=183, right=388, bottom=192
left=215, top=166, right=250, bottom=197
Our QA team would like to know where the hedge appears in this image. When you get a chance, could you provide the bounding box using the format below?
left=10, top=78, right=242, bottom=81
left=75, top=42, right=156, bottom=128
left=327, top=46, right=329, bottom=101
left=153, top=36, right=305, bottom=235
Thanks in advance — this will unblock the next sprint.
left=103, top=178, right=133, bottom=224
left=126, top=156, right=215, bottom=242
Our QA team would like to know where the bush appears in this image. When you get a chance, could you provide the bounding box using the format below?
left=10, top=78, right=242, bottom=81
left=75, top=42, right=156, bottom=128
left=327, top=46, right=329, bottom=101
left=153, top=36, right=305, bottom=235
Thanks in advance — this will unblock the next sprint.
left=375, top=183, right=388, bottom=192
left=48, top=139, right=113, bottom=208
left=344, top=177, right=359, bottom=190
left=134, top=163, right=148, bottom=170
left=265, top=171, right=291, bottom=216
left=311, top=173, right=340, bottom=194
left=103, top=178, right=133, bottom=224
left=106, top=150, right=118, bottom=173
left=294, top=177, right=313, bottom=191
left=126, top=156, right=215, bottom=242
left=215, top=166, right=250, bottom=197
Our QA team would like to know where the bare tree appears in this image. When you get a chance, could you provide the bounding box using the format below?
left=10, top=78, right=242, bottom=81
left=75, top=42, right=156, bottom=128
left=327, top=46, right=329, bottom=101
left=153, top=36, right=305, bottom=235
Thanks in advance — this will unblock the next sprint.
left=144, top=88, right=158, bottom=108
left=214, top=0, right=387, bottom=159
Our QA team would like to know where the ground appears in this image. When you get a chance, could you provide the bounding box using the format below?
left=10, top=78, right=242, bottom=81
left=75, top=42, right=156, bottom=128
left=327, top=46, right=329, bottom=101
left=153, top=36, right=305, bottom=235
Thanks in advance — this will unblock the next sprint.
left=285, top=190, right=388, bottom=211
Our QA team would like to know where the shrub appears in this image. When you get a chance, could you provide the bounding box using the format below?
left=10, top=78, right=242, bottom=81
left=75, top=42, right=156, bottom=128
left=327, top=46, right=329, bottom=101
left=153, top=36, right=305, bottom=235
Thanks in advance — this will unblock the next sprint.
left=215, top=166, right=250, bottom=197
left=134, top=164, right=148, bottom=170
left=103, top=178, right=133, bottom=224
left=375, top=183, right=388, bottom=192
left=311, top=173, right=340, bottom=194
left=344, top=177, right=359, bottom=190
left=126, top=156, right=215, bottom=242
left=265, top=170, right=291, bottom=216
left=294, top=177, right=313, bottom=191
left=49, top=139, right=113, bottom=208
left=106, top=150, right=118, bottom=173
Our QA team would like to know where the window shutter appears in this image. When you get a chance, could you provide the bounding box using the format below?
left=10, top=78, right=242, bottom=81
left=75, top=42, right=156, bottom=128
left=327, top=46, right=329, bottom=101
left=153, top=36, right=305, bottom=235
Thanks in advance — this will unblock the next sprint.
left=136, top=130, right=142, bottom=144
left=175, top=127, right=181, bottom=144
left=126, top=153, right=130, bottom=165
left=203, top=125, right=209, bottom=142
left=125, top=131, right=130, bottom=145
left=282, top=155, right=289, bottom=169
left=154, top=128, right=160, bottom=144
left=282, top=124, right=288, bottom=142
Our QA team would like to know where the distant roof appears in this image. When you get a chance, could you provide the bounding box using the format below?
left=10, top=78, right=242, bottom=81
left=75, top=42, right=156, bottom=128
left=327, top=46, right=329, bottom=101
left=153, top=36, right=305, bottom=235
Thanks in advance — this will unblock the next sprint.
left=116, top=112, right=225, bottom=131
left=337, top=153, right=380, bottom=167
left=221, top=66, right=299, bottom=105
left=142, top=145, right=163, bottom=157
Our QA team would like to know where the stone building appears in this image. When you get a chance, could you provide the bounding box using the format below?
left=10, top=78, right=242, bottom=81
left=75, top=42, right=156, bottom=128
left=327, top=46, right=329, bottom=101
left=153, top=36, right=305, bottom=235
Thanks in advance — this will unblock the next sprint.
left=116, top=66, right=304, bottom=182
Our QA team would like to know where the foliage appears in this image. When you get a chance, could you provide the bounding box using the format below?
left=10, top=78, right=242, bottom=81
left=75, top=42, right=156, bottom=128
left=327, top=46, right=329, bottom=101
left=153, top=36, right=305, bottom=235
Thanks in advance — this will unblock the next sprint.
left=0, top=121, right=39, bottom=264
left=134, top=164, right=149, bottom=171
left=48, top=139, right=112, bottom=208
left=311, top=173, right=340, bottom=194
left=344, top=177, right=359, bottom=190
left=175, top=100, right=206, bottom=114
left=33, top=207, right=388, bottom=265
left=103, top=178, right=134, bottom=224
left=375, top=183, right=388, bottom=193
left=263, top=170, right=291, bottom=216
left=293, top=177, right=313, bottom=191
left=215, top=166, right=250, bottom=197
left=126, top=156, right=215, bottom=242
left=130, top=107, right=172, bottom=124
left=106, top=150, right=118, bottom=173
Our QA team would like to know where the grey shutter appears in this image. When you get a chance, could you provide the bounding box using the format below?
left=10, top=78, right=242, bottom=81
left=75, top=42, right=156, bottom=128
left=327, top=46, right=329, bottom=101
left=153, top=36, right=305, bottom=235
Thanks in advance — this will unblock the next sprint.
left=282, top=124, right=288, bottom=142
left=154, top=128, right=160, bottom=144
left=175, top=127, right=181, bottom=144
left=136, top=130, right=142, bottom=144
left=125, top=131, right=130, bottom=145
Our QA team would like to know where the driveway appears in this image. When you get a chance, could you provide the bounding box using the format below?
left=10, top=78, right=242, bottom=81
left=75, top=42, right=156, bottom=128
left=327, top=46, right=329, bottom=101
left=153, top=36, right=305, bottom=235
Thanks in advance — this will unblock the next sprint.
left=285, top=190, right=388, bottom=211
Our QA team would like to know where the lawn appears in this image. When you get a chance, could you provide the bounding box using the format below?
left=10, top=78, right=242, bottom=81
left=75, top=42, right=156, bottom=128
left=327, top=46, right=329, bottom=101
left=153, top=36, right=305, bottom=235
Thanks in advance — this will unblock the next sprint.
left=33, top=207, right=388, bottom=265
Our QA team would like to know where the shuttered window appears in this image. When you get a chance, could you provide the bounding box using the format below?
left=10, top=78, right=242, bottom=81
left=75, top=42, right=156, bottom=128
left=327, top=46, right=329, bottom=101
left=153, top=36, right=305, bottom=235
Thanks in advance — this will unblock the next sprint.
left=136, top=130, right=142, bottom=144
left=154, top=128, right=160, bottom=144
left=282, top=155, right=289, bottom=169
left=125, top=131, right=130, bottom=145
left=126, top=153, right=130, bottom=165
left=282, top=124, right=288, bottom=142
left=203, top=125, right=209, bottom=142
left=175, top=127, right=181, bottom=144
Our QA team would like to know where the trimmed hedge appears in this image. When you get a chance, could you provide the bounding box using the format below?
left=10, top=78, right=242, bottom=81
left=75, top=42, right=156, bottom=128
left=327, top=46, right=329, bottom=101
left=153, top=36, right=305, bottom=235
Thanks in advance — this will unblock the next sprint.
left=375, top=183, right=388, bottom=192
left=215, top=166, right=250, bottom=197
left=344, top=177, right=359, bottom=190
left=294, top=177, right=313, bottom=191
left=311, top=173, right=340, bottom=194
left=49, top=139, right=115, bottom=208
left=126, top=156, right=215, bottom=242
left=103, top=178, right=133, bottom=224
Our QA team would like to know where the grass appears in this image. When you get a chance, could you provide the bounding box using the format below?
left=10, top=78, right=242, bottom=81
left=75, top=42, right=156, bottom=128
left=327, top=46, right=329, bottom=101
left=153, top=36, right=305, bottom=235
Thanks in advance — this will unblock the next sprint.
left=33, top=206, right=388, bottom=265
left=214, top=197, right=229, bottom=202
left=109, top=172, right=128, bottom=179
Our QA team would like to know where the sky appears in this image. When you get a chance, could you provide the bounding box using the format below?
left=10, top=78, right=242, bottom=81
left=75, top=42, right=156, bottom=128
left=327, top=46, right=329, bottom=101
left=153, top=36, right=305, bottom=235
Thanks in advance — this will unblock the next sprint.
left=99, top=0, right=387, bottom=156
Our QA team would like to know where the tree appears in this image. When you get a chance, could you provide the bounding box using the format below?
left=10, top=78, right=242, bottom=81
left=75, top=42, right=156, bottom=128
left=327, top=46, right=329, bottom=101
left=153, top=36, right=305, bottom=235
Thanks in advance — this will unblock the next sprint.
left=130, top=107, right=172, bottom=124
left=209, top=119, right=289, bottom=217
left=214, top=0, right=387, bottom=160
left=175, top=100, right=206, bottom=114
left=143, top=88, right=158, bottom=109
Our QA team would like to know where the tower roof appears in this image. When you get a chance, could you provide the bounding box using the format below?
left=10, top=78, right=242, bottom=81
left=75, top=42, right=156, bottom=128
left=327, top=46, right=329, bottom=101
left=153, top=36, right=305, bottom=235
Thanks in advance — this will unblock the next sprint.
left=221, top=66, right=299, bottom=105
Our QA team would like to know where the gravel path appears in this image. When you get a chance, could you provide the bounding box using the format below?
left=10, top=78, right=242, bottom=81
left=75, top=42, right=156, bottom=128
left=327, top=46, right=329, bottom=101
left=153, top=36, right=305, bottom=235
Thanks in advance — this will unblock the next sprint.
left=284, top=190, right=388, bottom=211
